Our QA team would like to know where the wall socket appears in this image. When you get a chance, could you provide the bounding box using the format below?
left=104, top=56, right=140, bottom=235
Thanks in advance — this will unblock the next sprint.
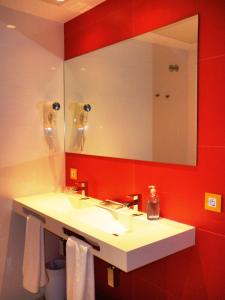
left=205, top=192, right=222, bottom=212
left=70, top=168, right=77, bottom=180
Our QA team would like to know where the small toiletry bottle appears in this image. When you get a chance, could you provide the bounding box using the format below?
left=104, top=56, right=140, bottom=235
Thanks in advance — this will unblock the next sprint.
left=147, top=185, right=160, bottom=220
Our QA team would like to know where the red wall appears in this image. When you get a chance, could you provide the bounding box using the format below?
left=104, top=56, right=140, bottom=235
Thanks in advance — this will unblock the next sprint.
left=64, top=0, right=225, bottom=299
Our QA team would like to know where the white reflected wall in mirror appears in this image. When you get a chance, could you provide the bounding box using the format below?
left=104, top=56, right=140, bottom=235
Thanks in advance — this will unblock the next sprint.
left=65, top=15, right=198, bottom=166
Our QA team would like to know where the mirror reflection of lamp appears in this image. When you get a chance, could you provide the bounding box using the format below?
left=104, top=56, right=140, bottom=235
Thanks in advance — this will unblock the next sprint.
left=71, top=102, right=92, bottom=151
left=43, top=101, right=60, bottom=152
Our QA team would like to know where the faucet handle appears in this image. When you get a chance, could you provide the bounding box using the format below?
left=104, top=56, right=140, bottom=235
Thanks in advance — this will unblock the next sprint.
left=74, top=181, right=87, bottom=188
left=124, top=193, right=142, bottom=209
left=127, top=193, right=141, bottom=201
left=73, top=181, right=88, bottom=196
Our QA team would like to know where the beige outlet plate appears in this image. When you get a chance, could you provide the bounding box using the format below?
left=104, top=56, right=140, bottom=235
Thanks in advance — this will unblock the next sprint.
left=70, top=168, right=77, bottom=180
left=205, top=192, right=222, bottom=212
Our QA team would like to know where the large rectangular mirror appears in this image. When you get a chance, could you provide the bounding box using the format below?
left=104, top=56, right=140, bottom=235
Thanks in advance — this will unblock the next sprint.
left=64, top=15, right=198, bottom=165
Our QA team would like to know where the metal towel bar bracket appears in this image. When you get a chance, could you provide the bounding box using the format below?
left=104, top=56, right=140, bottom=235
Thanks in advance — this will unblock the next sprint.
left=63, top=227, right=100, bottom=251
left=22, top=207, right=46, bottom=223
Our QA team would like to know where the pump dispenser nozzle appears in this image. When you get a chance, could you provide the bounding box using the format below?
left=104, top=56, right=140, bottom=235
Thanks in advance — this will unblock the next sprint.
left=148, top=185, right=156, bottom=196
left=147, top=185, right=160, bottom=220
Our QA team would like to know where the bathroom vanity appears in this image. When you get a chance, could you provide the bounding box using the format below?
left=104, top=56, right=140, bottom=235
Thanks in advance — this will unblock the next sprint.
left=13, top=192, right=195, bottom=272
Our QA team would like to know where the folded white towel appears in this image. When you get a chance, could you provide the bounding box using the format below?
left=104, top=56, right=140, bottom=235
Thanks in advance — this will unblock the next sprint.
left=66, top=236, right=95, bottom=300
left=22, top=215, right=48, bottom=293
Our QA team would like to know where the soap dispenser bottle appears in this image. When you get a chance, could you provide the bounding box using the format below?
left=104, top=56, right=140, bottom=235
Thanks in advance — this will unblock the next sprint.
left=147, top=185, right=160, bottom=220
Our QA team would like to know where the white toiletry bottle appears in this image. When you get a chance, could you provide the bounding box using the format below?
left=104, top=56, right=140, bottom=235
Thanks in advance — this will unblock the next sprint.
left=147, top=185, right=160, bottom=220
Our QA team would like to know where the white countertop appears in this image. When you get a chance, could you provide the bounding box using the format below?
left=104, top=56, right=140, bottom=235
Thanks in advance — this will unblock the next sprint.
left=13, top=192, right=195, bottom=272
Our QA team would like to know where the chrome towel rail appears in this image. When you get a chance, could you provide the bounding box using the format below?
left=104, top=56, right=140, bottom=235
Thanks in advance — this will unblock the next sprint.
left=63, top=227, right=100, bottom=251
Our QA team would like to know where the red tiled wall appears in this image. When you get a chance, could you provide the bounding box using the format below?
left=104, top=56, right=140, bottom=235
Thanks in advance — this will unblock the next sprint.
left=65, top=0, right=225, bottom=299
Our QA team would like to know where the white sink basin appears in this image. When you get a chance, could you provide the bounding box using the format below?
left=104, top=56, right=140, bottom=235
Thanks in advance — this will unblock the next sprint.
left=66, top=195, right=96, bottom=210
left=45, top=194, right=138, bottom=235
left=60, top=195, right=146, bottom=235
left=13, top=192, right=195, bottom=272
left=75, top=206, right=128, bottom=235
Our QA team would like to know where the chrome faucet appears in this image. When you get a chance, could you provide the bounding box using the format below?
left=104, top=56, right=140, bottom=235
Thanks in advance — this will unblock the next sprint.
left=124, top=193, right=141, bottom=209
left=72, top=181, right=88, bottom=198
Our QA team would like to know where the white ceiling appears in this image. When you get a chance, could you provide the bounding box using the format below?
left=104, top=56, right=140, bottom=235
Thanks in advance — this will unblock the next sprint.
left=0, top=0, right=106, bottom=23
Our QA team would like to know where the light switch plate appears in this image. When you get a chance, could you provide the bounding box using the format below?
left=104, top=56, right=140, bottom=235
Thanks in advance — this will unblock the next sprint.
left=205, top=192, right=222, bottom=212
left=70, top=168, right=77, bottom=180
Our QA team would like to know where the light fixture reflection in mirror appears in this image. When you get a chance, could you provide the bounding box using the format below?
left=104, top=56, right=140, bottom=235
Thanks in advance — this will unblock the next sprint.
left=69, top=102, right=92, bottom=151
left=64, top=15, right=198, bottom=166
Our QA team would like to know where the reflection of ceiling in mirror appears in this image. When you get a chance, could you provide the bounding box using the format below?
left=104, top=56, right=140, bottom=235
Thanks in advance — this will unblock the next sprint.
left=135, top=15, right=198, bottom=48
left=154, top=15, right=198, bottom=44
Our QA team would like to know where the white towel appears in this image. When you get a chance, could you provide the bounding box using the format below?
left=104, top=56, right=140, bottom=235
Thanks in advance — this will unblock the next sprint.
left=22, top=215, right=48, bottom=293
left=66, top=236, right=95, bottom=300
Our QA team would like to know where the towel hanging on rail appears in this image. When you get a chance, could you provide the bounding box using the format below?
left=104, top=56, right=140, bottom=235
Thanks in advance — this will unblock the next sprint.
left=66, top=236, right=95, bottom=300
left=22, top=215, right=48, bottom=293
